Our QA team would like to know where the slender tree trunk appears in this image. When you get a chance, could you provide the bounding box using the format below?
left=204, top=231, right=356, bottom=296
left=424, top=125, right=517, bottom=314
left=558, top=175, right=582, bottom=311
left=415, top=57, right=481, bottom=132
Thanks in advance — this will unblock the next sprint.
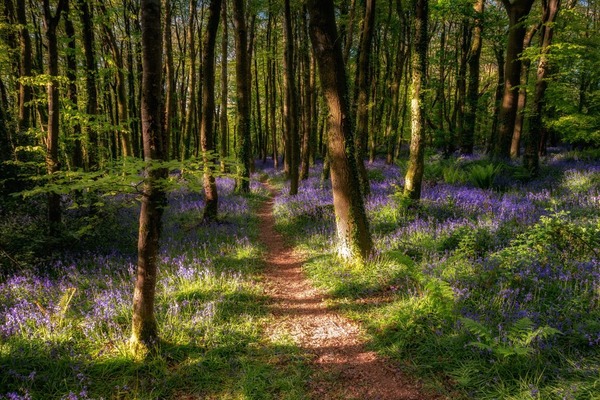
left=64, top=0, right=83, bottom=170
left=99, top=3, right=133, bottom=158
left=0, top=77, right=11, bottom=163
left=488, top=46, right=505, bottom=154
left=201, top=0, right=222, bottom=220
left=355, top=0, right=376, bottom=196
left=16, top=0, right=32, bottom=132
left=183, top=0, right=198, bottom=159
left=386, top=41, right=407, bottom=163
left=76, top=0, right=99, bottom=169
left=220, top=0, right=229, bottom=172
left=461, top=0, right=484, bottom=155
left=307, top=0, right=373, bottom=260
left=131, top=0, right=166, bottom=354
left=163, top=0, right=175, bottom=159
left=454, top=19, right=470, bottom=155
left=494, top=0, right=536, bottom=159
left=511, top=24, right=539, bottom=158
left=342, top=0, right=357, bottom=64
left=124, top=2, right=140, bottom=158
left=232, top=0, right=251, bottom=193
left=300, top=7, right=312, bottom=180
left=524, top=0, right=561, bottom=174
left=266, top=6, right=278, bottom=169
left=254, top=49, right=265, bottom=162
left=43, top=0, right=66, bottom=232
left=403, top=0, right=428, bottom=201
left=283, top=0, right=300, bottom=195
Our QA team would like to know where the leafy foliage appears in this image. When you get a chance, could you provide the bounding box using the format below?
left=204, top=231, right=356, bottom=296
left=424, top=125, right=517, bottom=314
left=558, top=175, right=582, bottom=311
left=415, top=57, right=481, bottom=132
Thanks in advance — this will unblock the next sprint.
left=467, top=163, right=502, bottom=189
left=461, top=317, right=561, bottom=358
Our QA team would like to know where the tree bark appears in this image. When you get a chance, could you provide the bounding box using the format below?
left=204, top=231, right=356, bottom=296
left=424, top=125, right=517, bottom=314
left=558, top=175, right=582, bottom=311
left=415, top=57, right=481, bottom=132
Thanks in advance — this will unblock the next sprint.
left=461, top=0, right=484, bottom=155
left=403, top=0, right=428, bottom=201
left=355, top=0, right=376, bottom=196
left=201, top=0, right=222, bottom=220
left=300, top=7, right=312, bottom=181
left=131, top=0, right=166, bottom=354
left=524, top=0, right=561, bottom=174
left=283, top=0, right=300, bottom=195
left=163, top=0, right=175, bottom=159
left=43, top=0, right=66, bottom=232
left=16, top=0, right=32, bottom=132
left=307, top=0, right=373, bottom=261
left=493, top=0, right=536, bottom=159
left=183, top=0, right=198, bottom=159
left=64, top=0, right=83, bottom=170
left=511, top=23, right=539, bottom=158
left=220, top=0, right=229, bottom=172
left=488, top=45, right=505, bottom=154
left=76, top=0, right=99, bottom=169
left=98, top=3, right=133, bottom=158
left=232, top=0, right=251, bottom=193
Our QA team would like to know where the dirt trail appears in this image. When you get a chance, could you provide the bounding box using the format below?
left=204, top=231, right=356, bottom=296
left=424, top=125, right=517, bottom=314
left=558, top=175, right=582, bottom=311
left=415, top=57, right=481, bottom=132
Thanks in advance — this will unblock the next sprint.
left=258, top=185, right=442, bottom=400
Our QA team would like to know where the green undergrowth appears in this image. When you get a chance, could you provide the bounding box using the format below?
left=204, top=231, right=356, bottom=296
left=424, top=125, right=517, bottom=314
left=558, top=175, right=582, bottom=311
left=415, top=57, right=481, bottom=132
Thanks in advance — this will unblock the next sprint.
left=0, top=188, right=310, bottom=399
left=272, top=156, right=600, bottom=399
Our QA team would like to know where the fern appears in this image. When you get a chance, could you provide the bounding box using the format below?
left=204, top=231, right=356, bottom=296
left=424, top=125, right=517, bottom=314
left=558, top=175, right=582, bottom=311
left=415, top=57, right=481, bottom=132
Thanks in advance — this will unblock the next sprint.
left=461, top=317, right=561, bottom=359
left=468, top=163, right=501, bottom=189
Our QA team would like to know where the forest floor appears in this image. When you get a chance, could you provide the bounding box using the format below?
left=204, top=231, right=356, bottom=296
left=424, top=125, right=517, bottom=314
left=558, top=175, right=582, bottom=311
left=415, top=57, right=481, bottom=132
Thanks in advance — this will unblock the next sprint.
left=258, top=183, right=440, bottom=400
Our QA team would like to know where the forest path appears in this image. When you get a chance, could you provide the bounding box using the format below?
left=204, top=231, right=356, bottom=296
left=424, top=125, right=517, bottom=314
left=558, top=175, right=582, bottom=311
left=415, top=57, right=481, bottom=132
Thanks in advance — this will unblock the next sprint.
left=258, top=183, right=440, bottom=400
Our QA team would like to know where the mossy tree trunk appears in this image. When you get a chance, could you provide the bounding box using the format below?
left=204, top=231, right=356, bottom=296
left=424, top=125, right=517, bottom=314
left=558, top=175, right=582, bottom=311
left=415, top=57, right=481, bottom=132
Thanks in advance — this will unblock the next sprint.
left=307, top=0, right=373, bottom=261
left=403, top=0, right=428, bottom=201
left=131, top=0, right=166, bottom=354
left=232, top=0, right=251, bottom=194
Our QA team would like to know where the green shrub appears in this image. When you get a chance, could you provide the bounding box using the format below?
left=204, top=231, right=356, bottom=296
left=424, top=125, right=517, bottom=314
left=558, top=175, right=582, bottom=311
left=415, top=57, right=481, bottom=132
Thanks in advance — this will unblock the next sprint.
left=468, top=163, right=502, bottom=189
left=442, top=164, right=466, bottom=184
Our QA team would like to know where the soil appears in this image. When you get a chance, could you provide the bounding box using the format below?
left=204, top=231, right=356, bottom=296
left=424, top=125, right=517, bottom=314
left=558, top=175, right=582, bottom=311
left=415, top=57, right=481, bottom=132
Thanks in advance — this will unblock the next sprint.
left=258, top=184, right=444, bottom=400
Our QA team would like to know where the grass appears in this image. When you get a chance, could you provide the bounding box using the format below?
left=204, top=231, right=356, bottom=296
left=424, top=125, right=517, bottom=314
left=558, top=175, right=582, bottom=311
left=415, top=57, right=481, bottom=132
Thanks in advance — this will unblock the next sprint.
left=0, top=176, right=310, bottom=399
left=270, top=153, right=600, bottom=399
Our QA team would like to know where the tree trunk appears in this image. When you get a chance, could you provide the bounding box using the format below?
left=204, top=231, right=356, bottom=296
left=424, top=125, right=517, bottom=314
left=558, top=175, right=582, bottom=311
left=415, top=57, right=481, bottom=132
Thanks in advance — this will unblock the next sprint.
left=307, top=0, right=373, bottom=261
left=511, top=24, right=539, bottom=158
left=524, top=0, right=561, bottom=174
left=124, top=2, right=141, bottom=158
left=454, top=19, right=470, bottom=155
left=64, top=0, right=83, bottom=170
left=76, top=0, right=100, bottom=169
left=43, top=0, right=66, bottom=232
left=232, top=0, right=251, bottom=193
left=220, top=0, right=229, bottom=172
left=403, top=0, right=428, bottom=201
left=131, top=0, right=166, bottom=354
left=461, top=0, right=484, bottom=155
left=355, top=0, right=376, bottom=196
left=201, top=0, right=222, bottom=220
left=183, top=0, right=198, bottom=159
left=16, top=0, right=32, bottom=132
left=163, top=0, right=175, bottom=159
left=283, top=0, right=300, bottom=195
left=99, top=3, right=133, bottom=158
left=488, top=45, right=505, bottom=154
left=266, top=5, right=278, bottom=169
left=493, top=0, right=536, bottom=159
left=300, top=7, right=312, bottom=181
